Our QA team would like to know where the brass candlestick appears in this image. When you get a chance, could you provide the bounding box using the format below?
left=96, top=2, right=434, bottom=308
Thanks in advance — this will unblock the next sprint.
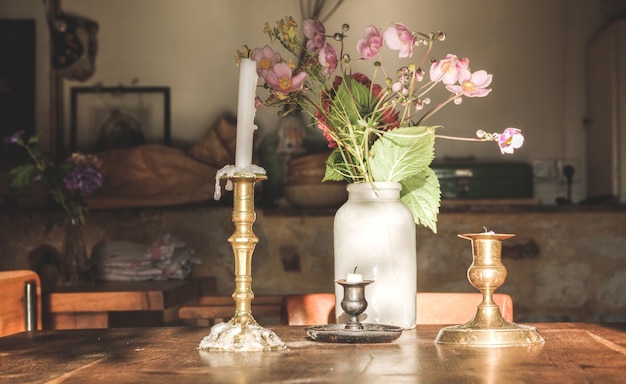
left=199, top=171, right=285, bottom=352
left=435, top=232, right=544, bottom=347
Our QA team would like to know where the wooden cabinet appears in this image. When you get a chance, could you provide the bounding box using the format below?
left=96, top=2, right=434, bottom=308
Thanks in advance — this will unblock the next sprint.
left=587, top=19, right=626, bottom=202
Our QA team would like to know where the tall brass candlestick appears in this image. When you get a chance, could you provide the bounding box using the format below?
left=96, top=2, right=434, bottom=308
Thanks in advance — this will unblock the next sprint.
left=199, top=172, right=285, bottom=352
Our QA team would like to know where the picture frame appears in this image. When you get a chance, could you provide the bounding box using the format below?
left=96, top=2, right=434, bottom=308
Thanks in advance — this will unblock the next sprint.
left=69, top=86, right=171, bottom=153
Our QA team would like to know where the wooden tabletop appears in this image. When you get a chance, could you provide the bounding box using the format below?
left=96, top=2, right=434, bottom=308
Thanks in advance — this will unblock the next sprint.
left=0, top=322, right=625, bottom=383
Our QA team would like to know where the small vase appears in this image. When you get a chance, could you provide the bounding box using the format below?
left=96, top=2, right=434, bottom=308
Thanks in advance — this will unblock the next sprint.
left=334, top=182, right=417, bottom=329
left=58, top=217, right=92, bottom=286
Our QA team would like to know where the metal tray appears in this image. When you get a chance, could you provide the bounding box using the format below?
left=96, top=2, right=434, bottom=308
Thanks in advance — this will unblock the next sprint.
left=305, top=323, right=403, bottom=344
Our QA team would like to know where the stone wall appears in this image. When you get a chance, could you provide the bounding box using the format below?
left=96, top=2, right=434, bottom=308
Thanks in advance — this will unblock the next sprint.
left=1, top=204, right=625, bottom=323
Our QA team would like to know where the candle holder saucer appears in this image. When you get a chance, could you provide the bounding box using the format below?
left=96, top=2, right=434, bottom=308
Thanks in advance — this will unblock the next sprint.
left=306, top=323, right=402, bottom=344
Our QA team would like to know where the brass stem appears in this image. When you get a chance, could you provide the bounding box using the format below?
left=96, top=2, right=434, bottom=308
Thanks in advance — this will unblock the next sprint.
left=226, top=173, right=267, bottom=325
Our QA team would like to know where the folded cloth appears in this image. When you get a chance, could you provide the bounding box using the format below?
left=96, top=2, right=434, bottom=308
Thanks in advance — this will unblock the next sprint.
left=91, top=234, right=202, bottom=281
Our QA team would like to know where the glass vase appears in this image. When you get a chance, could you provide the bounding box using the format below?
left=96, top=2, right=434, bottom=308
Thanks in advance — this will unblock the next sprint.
left=334, top=181, right=417, bottom=329
left=58, top=217, right=92, bottom=286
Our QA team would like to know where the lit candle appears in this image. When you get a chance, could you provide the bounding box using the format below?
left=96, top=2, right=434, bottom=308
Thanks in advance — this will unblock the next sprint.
left=235, top=58, right=258, bottom=169
left=346, top=268, right=363, bottom=283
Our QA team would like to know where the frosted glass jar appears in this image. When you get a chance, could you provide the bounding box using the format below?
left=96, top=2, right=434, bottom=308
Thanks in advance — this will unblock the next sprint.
left=334, top=182, right=417, bottom=329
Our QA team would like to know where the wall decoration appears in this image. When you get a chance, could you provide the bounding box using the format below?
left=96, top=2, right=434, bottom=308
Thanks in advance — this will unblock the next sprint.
left=69, top=86, right=170, bottom=153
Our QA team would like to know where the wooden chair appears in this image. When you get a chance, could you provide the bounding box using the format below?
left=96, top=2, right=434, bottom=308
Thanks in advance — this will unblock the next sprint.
left=415, top=292, right=514, bottom=324
left=279, top=292, right=514, bottom=326
left=280, top=293, right=336, bottom=326
left=0, top=270, right=41, bottom=337
left=178, top=295, right=283, bottom=326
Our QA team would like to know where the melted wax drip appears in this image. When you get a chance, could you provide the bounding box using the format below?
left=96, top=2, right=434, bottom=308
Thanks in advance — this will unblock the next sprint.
left=213, top=164, right=267, bottom=200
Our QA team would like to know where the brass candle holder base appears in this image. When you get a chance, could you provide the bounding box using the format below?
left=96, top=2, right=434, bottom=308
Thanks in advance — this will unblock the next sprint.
left=435, top=232, right=544, bottom=347
left=199, top=171, right=285, bottom=352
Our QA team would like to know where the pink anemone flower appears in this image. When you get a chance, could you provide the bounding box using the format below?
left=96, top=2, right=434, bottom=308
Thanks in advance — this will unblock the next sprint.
left=303, top=19, right=326, bottom=54
left=383, top=22, right=415, bottom=58
left=429, top=54, right=470, bottom=85
left=262, top=62, right=307, bottom=95
left=318, top=44, right=339, bottom=77
left=252, top=46, right=282, bottom=76
left=446, top=69, right=493, bottom=98
left=498, top=128, right=524, bottom=154
left=356, top=25, right=383, bottom=60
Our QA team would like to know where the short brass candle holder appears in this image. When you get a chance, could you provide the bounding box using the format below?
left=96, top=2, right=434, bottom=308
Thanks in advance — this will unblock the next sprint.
left=336, top=279, right=373, bottom=330
left=435, top=232, right=544, bottom=347
left=199, top=171, right=285, bottom=352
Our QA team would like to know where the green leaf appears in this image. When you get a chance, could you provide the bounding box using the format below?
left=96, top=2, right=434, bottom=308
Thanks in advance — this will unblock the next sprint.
left=322, top=148, right=349, bottom=182
left=9, top=164, right=39, bottom=188
left=369, top=126, right=436, bottom=182
left=332, top=78, right=373, bottom=129
left=400, top=167, right=441, bottom=233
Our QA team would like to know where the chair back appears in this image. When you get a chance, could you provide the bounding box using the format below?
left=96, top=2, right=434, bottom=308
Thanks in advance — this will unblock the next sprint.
left=280, top=293, right=335, bottom=326
left=416, top=292, right=513, bottom=324
left=0, top=270, right=41, bottom=337
left=280, top=292, right=514, bottom=326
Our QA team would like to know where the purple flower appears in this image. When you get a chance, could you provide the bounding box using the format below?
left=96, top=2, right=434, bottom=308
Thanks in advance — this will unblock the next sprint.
left=63, top=154, right=103, bottom=195
left=3, top=130, right=26, bottom=144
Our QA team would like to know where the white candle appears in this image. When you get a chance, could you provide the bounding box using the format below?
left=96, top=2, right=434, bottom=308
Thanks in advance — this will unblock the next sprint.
left=346, top=272, right=363, bottom=283
left=235, top=58, right=258, bottom=169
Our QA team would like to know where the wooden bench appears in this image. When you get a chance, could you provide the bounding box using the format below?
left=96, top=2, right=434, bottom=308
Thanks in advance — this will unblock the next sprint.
left=178, top=295, right=283, bottom=326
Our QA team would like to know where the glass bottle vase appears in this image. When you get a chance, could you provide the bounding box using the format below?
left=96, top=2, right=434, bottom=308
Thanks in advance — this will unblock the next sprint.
left=334, top=181, right=417, bottom=329
left=58, top=217, right=93, bottom=286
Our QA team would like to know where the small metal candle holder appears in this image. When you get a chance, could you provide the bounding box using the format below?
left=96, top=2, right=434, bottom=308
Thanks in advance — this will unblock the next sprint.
left=336, top=279, right=374, bottom=330
left=199, top=171, right=285, bottom=352
left=435, top=232, right=544, bottom=347
left=305, top=279, right=402, bottom=343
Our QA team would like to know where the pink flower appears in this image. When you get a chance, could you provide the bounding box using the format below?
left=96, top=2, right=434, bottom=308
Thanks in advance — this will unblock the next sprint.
left=252, top=46, right=282, bottom=76
left=356, top=25, right=383, bottom=60
left=315, top=110, right=338, bottom=148
left=318, top=44, right=338, bottom=77
left=429, top=54, right=470, bottom=85
left=262, top=62, right=307, bottom=95
left=446, top=69, right=492, bottom=97
left=303, top=18, right=326, bottom=54
left=382, top=23, right=414, bottom=58
left=498, top=128, right=524, bottom=154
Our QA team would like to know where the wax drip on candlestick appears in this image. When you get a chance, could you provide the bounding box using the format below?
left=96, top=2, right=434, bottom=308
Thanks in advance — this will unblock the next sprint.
left=213, top=164, right=266, bottom=201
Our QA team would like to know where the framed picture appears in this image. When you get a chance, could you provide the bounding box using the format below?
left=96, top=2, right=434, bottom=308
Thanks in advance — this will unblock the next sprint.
left=69, top=86, right=171, bottom=153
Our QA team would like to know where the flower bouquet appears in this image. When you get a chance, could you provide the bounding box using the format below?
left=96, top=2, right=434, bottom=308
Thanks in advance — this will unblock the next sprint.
left=239, top=17, right=523, bottom=232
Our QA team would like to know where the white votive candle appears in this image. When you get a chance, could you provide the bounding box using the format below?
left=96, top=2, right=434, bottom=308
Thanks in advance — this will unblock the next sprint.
left=346, top=272, right=363, bottom=283
left=234, top=58, right=258, bottom=169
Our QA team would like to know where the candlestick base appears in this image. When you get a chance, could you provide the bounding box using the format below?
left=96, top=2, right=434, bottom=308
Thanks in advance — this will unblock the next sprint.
left=434, top=318, right=544, bottom=347
left=199, top=318, right=286, bottom=352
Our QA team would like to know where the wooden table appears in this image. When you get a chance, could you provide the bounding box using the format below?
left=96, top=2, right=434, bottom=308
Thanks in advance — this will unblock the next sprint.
left=44, top=278, right=216, bottom=329
left=1, top=323, right=625, bottom=383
